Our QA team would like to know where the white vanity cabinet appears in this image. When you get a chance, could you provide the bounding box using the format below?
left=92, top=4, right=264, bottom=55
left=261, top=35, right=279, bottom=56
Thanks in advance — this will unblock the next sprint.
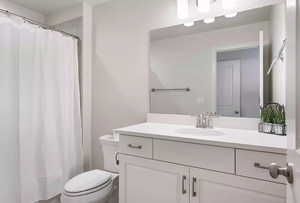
left=190, top=168, right=285, bottom=203
left=119, top=154, right=190, bottom=203
left=118, top=132, right=286, bottom=203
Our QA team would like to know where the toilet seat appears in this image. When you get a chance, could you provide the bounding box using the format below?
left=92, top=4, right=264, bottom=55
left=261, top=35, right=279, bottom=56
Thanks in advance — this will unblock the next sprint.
left=63, top=170, right=113, bottom=197
left=64, top=179, right=112, bottom=197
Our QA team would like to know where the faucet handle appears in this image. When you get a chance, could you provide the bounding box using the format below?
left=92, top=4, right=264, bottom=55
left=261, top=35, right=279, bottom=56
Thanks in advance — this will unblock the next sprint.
left=195, top=114, right=205, bottom=128
left=207, top=112, right=218, bottom=118
left=194, top=113, right=205, bottom=119
left=206, top=112, right=218, bottom=128
left=192, top=114, right=201, bottom=117
left=194, top=112, right=218, bottom=128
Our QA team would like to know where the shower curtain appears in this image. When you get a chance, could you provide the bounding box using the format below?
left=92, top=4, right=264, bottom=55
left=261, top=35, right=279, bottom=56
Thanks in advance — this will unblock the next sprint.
left=0, top=14, right=82, bottom=203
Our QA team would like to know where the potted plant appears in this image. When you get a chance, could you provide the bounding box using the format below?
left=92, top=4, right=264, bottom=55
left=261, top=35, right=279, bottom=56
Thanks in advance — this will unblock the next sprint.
left=272, top=105, right=286, bottom=135
left=259, top=103, right=286, bottom=135
left=260, top=105, right=274, bottom=133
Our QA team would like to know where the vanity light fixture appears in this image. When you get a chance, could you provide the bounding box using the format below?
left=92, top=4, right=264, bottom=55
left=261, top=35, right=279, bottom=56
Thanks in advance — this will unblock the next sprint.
left=177, top=0, right=189, bottom=19
left=204, top=17, right=215, bottom=24
left=184, top=21, right=195, bottom=27
left=225, top=12, right=238, bottom=18
left=197, top=0, right=210, bottom=13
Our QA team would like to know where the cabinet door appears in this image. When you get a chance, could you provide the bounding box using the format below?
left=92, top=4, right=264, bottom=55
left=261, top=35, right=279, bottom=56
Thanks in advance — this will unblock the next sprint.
left=190, top=167, right=286, bottom=203
left=119, top=154, right=189, bottom=203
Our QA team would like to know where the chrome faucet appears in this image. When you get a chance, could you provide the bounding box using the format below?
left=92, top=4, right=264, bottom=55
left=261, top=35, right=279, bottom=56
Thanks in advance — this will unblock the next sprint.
left=196, top=112, right=217, bottom=128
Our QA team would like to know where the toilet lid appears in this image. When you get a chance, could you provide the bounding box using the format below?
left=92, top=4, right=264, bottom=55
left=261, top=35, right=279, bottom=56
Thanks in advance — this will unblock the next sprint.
left=64, top=170, right=112, bottom=193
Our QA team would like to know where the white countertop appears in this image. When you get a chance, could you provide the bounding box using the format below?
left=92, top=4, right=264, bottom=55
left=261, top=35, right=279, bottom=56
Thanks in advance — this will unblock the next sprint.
left=114, top=122, right=287, bottom=154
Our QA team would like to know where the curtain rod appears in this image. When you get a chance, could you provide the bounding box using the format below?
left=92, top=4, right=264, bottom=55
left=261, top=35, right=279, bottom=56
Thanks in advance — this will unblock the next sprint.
left=0, top=8, right=80, bottom=40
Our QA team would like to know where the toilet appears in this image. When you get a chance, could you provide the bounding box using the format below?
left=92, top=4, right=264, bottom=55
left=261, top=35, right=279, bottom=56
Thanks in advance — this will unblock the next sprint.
left=61, top=134, right=119, bottom=203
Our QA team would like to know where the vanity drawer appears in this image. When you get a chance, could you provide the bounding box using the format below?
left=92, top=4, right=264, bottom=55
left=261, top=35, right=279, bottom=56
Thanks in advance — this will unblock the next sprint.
left=236, top=149, right=286, bottom=183
left=153, top=139, right=235, bottom=174
left=119, top=135, right=153, bottom=158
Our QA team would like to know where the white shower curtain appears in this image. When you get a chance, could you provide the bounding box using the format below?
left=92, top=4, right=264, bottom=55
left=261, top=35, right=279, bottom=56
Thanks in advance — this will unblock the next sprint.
left=0, top=14, right=82, bottom=203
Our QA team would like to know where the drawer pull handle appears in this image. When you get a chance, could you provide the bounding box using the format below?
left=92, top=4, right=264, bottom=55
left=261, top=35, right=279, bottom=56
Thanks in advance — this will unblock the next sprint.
left=192, top=177, right=197, bottom=197
left=128, top=144, right=142, bottom=149
left=254, top=162, right=269, bottom=169
left=115, top=152, right=120, bottom=165
left=182, top=175, right=187, bottom=194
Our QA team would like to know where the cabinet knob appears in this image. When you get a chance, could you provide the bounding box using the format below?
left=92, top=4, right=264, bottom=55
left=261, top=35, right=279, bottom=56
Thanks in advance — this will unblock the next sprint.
left=269, top=163, right=294, bottom=184
left=254, top=162, right=294, bottom=184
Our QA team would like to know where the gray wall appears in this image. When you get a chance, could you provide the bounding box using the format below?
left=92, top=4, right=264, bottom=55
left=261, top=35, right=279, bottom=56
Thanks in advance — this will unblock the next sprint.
left=92, top=0, right=180, bottom=169
left=91, top=0, right=273, bottom=169
left=270, top=3, right=286, bottom=105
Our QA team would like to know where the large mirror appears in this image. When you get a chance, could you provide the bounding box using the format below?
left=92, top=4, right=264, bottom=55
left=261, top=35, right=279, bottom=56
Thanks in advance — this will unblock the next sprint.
left=149, top=2, right=286, bottom=118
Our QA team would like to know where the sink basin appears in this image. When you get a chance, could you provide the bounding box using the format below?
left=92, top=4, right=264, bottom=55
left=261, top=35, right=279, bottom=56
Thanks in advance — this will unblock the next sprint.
left=176, top=128, right=225, bottom=136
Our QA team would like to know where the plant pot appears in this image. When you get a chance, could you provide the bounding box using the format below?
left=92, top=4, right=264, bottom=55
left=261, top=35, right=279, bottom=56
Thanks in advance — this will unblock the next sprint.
left=273, top=124, right=286, bottom=136
left=262, top=123, right=273, bottom=134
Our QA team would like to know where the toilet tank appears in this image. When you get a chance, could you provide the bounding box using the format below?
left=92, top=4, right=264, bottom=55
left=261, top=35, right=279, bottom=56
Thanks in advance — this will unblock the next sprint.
left=99, top=134, right=119, bottom=173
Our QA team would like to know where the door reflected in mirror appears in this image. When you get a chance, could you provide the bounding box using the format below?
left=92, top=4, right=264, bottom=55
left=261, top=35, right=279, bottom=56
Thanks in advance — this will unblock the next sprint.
left=216, top=48, right=261, bottom=117
left=149, top=3, right=286, bottom=118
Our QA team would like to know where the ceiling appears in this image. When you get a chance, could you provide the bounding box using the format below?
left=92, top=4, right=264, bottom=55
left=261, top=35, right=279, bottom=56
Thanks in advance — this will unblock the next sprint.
left=151, top=5, right=272, bottom=41
left=8, top=0, right=82, bottom=14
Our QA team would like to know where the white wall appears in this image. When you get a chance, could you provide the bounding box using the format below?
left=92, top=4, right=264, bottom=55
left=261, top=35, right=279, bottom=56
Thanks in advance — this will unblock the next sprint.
left=91, top=0, right=278, bottom=169
left=150, top=22, right=268, bottom=116
left=0, top=0, right=45, bottom=23
left=270, top=3, right=286, bottom=105
left=46, top=5, right=82, bottom=26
